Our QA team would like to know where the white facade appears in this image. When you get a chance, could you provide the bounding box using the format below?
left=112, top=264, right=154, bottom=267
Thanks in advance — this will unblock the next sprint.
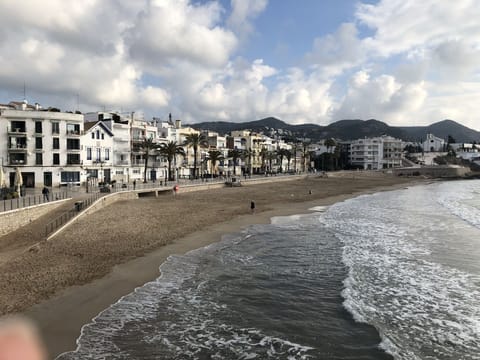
left=350, top=136, right=403, bottom=170
left=422, top=133, right=445, bottom=152
left=0, top=101, right=85, bottom=188
left=81, top=121, right=115, bottom=184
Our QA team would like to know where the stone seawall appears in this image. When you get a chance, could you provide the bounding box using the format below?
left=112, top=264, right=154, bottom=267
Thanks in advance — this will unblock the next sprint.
left=393, top=166, right=470, bottom=178
left=0, top=200, right=69, bottom=237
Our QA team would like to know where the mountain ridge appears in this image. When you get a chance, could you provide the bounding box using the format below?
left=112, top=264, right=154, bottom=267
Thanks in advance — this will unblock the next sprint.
left=186, top=117, right=480, bottom=143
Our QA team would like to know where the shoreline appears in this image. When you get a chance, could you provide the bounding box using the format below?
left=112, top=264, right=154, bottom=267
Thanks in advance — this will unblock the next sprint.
left=13, top=175, right=425, bottom=358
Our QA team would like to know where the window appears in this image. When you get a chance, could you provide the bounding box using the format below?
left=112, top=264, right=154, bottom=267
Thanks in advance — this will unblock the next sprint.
left=105, top=148, right=110, bottom=160
left=67, top=154, right=81, bottom=165
left=96, top=148, right=101, bottom=162
left=53, top=138, right=60, bottom=149
left=67, top=139, right=80, bottom=150
left=35, top=137, right=43, bottom=149
left=52, top=122, right=60, bottom=134
left=101, top=133, right=104, bottom=140
left=66, top=124, right=80, bottom=135
left=53, top=153, right=60, bottom=165
left=96, top=130, right=100, bottom=139
left=35, top=121, right=42, bottom=134
left=61, top=171, right=80, bottom=183
left=91, top=132, right=95, bottom=139
left=36, top=153, right=43, bottom=165
left=87, top=148, right=92, bottom=160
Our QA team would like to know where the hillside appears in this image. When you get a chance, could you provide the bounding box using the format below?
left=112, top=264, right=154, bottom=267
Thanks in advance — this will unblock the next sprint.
left=187, top=117, right=480, bottom=142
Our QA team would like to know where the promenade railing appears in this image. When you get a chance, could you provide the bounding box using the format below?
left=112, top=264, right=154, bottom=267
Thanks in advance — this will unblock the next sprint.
left=0, top=191, right=69, bottom=213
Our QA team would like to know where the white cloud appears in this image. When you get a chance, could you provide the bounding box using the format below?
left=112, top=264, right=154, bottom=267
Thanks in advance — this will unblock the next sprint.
left=305, top=23, right=364, bottom=76
left=333, top=71, right=427, bottom=125
left=0, top=0, right=480, bottom=131
left=126, top=0, right=237, bottom=71
left=227, top=0, right=268, bottom=38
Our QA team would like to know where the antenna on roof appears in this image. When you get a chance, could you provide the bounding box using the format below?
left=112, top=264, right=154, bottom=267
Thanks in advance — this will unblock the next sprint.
left=76, top=94, right=79, bottom=112
left=23, top=81, right=26, bottom=101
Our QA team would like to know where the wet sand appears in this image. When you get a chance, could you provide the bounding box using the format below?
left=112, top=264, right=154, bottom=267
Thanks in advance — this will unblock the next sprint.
left=0, top=173, right=425, bottom=358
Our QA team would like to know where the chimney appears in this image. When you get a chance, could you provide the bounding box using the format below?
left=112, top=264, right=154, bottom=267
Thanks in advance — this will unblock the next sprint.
left=35, top=102, right=41, bottom=110
left=21, top=99, right=28, bottom=110
left=175, top=119, right=181, bottom=129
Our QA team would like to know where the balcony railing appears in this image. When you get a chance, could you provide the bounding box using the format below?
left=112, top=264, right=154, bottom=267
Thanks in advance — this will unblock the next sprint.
left=7, top=127, right=27, bottom=135
left=66, top=130, right=81, bottom=136
left=67, top=159, right=82, bottom=165
left=9, top=159, right=26, bottom=165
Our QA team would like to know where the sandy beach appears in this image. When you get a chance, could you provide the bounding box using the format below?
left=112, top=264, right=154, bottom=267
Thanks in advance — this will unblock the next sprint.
left=0, top=173, right=425, bottom=358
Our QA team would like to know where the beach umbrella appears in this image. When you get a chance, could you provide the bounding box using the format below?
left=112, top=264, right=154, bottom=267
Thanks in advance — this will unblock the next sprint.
left=0, top=166, right=6, bottom=188
left=14, top=167, right=23, bottom=195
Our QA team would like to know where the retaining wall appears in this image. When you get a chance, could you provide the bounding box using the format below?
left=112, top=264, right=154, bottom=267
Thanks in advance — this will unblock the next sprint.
left=393, top=166, right=470, bottom=178
left=0, top=200, right=69, bottom=237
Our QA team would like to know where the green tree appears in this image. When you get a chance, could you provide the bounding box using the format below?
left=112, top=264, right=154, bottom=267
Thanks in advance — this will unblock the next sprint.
left=139, top=137, right=159, bottom=183
left=184, top=133, right=208, bottom=179
left=242, top=148, right=254, bottom=175
left=301, top=141, right=311, bottom=172
left=259, top=147, right=269, bottom=173
left=159, top=141, right=186, bottom=181
left=325, top=138, right=336, bottom=153
left=207, top=150, right=224, bottom=178
left=285, top=149, right=292, bottom=172
left=227, top=149, right=242, bottom=175
left=266, top=151, right=278, bottom=173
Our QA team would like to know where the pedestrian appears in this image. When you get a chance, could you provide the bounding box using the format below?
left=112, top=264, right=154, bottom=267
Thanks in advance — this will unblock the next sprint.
left=133, top=179, right=136, bottom=190
left=42, top=186, right=49, bottom=201
left=173, top=184, right=179, bottom=196
left=250, top=200, right=255, bottom=214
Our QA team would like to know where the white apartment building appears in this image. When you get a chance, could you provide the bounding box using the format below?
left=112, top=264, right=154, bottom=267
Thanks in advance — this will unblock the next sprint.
left=350, top=135, right=403, bottom=170
left=0, top=101, right=85, bottom=188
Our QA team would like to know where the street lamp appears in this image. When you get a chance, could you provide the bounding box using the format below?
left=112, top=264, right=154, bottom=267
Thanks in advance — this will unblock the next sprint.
left=164, top=165, right=167, bottom=185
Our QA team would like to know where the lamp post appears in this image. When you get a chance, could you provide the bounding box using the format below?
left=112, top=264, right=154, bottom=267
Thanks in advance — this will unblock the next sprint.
left=164, top=165, right=167, bottom=186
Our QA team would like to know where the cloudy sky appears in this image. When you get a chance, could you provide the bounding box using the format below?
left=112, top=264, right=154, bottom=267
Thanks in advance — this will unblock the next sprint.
left=0, top=0, right=479, bottom=130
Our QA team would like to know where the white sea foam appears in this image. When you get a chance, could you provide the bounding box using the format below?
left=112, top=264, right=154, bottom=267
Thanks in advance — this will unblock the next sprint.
left=325, top=182, right=480, bottom=359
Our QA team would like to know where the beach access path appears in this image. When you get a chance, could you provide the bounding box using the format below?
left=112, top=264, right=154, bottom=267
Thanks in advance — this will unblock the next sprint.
left=0, top=173, right=426, bottom=358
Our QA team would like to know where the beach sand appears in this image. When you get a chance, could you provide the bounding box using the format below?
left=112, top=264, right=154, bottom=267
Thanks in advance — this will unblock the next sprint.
left=0, top=173, right=424, bottom=358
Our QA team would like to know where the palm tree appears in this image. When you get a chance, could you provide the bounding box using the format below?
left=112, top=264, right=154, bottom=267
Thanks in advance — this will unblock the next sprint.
left=227, top=149, right=242, bottom=175
left=325, top=138, right=336, bottom=153
left=139, top=137, right=159, bottom=183
left=159, top=141, right=186, bottom=181
left=276, top=148, right=289, bottom=173
left=266, top=151, right=277, bottom=173
left=301, top=141, right=311, bottom=172
left=207, top=150, right=224, bottom=178
left=259, top=147, right=269, bottom=173
left=285, top=149, right=292, bottom=172
left=242, top=148, right=254, bottom=175
left=292, top=143, right=299, bottom=173
left=184, top=133, right=208, bottom=179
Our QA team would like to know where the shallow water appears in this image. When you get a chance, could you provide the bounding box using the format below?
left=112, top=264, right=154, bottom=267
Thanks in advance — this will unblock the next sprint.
left=59, top=180, right=480, bottom=359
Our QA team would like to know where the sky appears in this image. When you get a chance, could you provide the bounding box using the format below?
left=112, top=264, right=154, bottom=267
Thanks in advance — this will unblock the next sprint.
left=0, top=0, right=479, bottom=130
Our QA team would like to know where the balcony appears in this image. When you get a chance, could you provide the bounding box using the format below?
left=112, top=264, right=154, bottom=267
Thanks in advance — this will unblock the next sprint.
left=66, top=159, right=83, bottom=165
left=66, top=130, right=81, bottom=137
left=7, top=127, right=27, bottom=135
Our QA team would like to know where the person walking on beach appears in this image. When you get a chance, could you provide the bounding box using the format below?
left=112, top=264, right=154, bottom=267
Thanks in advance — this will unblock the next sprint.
left=250, top=200, right=256, bottom=214
left=133, top=179, right=136, bottom=190
left=173, top=184, right=179, bottom=196
left=41, top=187, right=49, bottom=202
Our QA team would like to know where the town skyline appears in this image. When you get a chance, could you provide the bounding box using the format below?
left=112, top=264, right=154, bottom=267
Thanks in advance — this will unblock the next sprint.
left=1, top=1, right=479, bottom=130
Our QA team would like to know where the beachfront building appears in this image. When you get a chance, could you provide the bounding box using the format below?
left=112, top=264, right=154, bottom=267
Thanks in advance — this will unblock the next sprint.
left=81, top=121, right=114, bottom=186
left=230, top=130, right=266, bottom=174
left=349, top=135, right=403, bottom=170
left=422, top=133, right=445, bottom=152
left=0, top=100, right=85, bottom=188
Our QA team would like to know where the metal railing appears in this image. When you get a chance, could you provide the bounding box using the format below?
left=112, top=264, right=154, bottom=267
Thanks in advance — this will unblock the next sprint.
left=0, top=191, right=69, bottom=213
left=44, top=192, right=102, bottom=238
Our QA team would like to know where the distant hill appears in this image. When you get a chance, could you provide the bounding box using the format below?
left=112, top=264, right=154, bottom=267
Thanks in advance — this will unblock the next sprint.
left=187, top=117, right=480, bottom=143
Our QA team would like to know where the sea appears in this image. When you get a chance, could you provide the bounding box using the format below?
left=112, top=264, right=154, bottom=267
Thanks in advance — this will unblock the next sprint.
left=58, top=180, right=480, bottom=360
